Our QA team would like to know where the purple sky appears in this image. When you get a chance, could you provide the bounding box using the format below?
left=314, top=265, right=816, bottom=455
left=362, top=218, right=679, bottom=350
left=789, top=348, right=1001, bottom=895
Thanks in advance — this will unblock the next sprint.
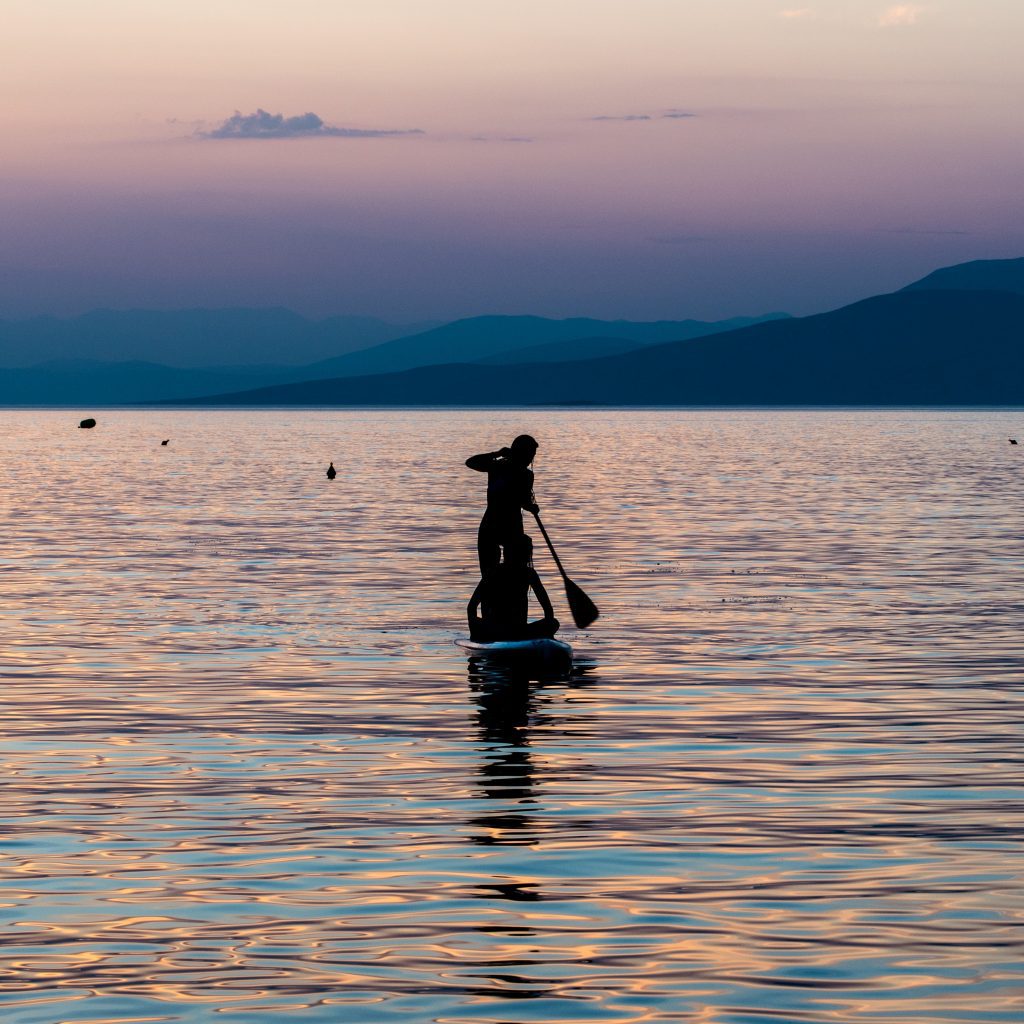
left=2, top=1, right=1022, bottom=321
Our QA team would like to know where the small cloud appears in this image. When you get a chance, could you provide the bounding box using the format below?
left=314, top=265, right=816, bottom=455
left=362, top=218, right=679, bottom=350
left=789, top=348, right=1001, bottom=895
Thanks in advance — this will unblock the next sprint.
left=470, top=135, right=534, bottom=143
left=167, top=116, right=206, bottom=132
left=200, top=109, right=423, bottom=139
left=877, top=5, right=926, bottom=27
left=591, top=111, right=697, bottom=123
left=778, top=8, right=816, bottom=18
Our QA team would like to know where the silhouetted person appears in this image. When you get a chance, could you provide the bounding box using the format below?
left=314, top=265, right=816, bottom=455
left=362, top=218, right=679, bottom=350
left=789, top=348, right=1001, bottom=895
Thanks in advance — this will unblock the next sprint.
left=161, top=439, right=169, bottom=446
left=468, top=535, right=559, bottom=643
left=326, top=461, right=337, bottom=479
left=79, top=418, right=96, bottom=429
left=466, top=434, right=539, bottom=574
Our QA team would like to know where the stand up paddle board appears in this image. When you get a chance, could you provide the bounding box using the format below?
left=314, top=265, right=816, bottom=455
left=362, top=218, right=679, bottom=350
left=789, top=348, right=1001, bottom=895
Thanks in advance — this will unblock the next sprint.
left=455, top=637, right=572, bottom=658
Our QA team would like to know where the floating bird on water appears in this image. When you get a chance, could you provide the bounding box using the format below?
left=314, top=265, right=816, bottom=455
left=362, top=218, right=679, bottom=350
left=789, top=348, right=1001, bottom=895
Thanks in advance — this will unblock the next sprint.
left=1011, top=438, right=1019, bottom=445
left=161, top=439, right=169, bottom=446
left=326, top=461, right=337, bottom=480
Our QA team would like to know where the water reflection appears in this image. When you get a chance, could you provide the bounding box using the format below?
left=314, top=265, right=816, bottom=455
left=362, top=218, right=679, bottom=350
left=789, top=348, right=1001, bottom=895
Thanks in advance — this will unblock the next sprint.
left=463, top=653, right=588, bottom=1004
left=466, top=652, right=575, bottom=846
left=1, top=409, right=1022, bottom=1024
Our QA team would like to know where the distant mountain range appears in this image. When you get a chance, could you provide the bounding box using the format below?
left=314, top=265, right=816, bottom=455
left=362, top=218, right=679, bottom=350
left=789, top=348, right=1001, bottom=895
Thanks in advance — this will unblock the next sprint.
left=0, top=312, right=788, bottom=405
left=297, top=314, right=789, bottom=379
left=0, top=360, right=310, bottom=406
left=0, top=309, right=438, bottom=369
left=165, top=257, right=1024, bottom=407
left=3, top=256, right=1023, bottom=406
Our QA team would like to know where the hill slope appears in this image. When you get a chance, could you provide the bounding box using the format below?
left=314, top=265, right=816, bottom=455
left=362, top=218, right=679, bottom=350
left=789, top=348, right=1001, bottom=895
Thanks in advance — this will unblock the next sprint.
left=302, top=313, right=789, bottom=378
left=477, top=336, right=648, bottom=364
left=0, top=360, right=316, bottom=405
left=902, top=257, right=1024, bottom=297
left=0, top=309, right=436, bottom=368
left=0, top=311, right=789, bottom=403
left=167, top=289, right=1024, bottom=406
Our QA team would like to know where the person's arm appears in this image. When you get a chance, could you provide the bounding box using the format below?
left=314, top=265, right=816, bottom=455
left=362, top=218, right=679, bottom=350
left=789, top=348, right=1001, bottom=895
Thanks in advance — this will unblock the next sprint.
left=465, top=448, right=510, bottom=472
left=467, top=580, right=484, bottom=625
left=528, top=569, right=555, bottom=620
left=521, top=468, right=539, bottom=514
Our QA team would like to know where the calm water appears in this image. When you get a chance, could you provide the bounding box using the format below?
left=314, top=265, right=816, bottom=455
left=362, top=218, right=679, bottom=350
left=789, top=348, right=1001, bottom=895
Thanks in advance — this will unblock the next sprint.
left=1, top=409, right=1022, bottom=1024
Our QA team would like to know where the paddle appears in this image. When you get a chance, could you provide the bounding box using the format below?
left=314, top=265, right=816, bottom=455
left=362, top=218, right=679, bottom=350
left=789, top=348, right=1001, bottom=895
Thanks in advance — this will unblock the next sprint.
left=531, top=511, right=599, bottom=628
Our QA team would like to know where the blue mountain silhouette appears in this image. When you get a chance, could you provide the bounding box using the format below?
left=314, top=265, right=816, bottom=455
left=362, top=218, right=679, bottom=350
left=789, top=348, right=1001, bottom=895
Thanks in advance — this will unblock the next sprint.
left=168, top=273, right=1024, bottom=407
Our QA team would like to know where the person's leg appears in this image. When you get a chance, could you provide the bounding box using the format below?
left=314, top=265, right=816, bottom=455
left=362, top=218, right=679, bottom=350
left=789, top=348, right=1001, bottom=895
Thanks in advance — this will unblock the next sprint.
left=470, top=619, right=499, bottom=643
left=479, top=511, right=524, bottom=574
left=494, top=514, right=526, bottom=566
left=477, top=517, right=501, bottom=575
left=522, top=617, right=559, bottom=639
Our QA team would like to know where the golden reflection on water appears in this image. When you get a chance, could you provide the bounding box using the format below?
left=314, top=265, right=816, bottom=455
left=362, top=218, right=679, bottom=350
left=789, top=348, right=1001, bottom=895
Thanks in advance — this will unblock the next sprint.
left=0, top=409, right=1022, bottom=1024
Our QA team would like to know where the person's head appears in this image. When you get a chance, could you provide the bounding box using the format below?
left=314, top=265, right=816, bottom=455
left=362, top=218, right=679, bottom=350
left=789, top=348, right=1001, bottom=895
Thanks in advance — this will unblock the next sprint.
left=503, top=534, right=534, bottom=568
left=509, top=434, right=538, bottom=466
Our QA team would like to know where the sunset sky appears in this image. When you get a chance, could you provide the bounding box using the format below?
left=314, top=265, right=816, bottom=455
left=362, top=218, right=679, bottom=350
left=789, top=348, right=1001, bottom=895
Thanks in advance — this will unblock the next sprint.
left=2, top=1, right=1022, bottom=321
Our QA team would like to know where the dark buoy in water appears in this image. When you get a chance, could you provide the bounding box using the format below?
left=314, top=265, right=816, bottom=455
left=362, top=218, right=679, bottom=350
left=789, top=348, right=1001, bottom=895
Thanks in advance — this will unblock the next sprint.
left=326, top=461, right=337, bottom=480
left=161, top=439, right=169, bottom=446
left=79, top=418, right=96, bottom=429
left=1011, top=438, right=1019, bottom=445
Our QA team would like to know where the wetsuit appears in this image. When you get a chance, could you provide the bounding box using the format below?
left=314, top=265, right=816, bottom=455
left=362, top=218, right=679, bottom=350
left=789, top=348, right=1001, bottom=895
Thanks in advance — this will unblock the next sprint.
left=465, top=450, right=535, bottom=574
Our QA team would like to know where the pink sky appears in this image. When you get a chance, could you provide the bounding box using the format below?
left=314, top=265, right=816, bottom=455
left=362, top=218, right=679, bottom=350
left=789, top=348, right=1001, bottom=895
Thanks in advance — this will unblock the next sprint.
left=2, top=1, right=1022, bottom=320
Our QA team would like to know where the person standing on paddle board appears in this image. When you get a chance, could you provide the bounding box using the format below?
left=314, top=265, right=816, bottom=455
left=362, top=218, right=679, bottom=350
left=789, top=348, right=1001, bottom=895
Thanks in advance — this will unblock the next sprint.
left=467, top=535, right=558, bottom=643
left=465, top=434, right=539, bottom=574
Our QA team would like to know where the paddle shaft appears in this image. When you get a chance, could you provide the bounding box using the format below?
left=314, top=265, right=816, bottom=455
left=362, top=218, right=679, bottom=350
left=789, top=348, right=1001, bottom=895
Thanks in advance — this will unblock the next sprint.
left=532, top=512, right=569, bottom=583
left=531, top=510, right=599, bottom=628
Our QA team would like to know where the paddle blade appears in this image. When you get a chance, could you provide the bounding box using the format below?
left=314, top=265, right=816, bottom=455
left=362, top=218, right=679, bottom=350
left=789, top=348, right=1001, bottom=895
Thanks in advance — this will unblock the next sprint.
left=564, top=577, right=599, bottom=629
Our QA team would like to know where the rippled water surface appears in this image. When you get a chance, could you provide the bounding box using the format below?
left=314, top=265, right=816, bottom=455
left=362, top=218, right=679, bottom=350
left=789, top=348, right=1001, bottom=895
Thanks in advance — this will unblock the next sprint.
left=1, top=409, right=1022, bottom=1024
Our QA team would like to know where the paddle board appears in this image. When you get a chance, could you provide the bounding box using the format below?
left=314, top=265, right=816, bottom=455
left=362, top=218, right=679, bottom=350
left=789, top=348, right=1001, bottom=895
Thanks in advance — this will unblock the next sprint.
left=455, top=637, right=572, bottom=658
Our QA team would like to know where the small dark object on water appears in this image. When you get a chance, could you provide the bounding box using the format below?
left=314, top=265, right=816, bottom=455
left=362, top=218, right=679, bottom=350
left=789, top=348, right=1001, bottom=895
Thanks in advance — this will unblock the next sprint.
left=161, top=439, right=169, bottom=446
left=326, top=461, right=337, bottom=480
left=79, top=418, right=96, bottom=429
left=1011, top=438, right=1019, bottom=445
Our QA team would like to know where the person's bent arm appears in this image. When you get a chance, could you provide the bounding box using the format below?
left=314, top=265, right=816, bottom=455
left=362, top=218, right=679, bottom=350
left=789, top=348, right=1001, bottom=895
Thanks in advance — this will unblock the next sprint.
left=467, top=581, right=484, bottom=625
left=529, top=570, right=555, bottom=620
left=466, top=448, right=510, bottom=472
